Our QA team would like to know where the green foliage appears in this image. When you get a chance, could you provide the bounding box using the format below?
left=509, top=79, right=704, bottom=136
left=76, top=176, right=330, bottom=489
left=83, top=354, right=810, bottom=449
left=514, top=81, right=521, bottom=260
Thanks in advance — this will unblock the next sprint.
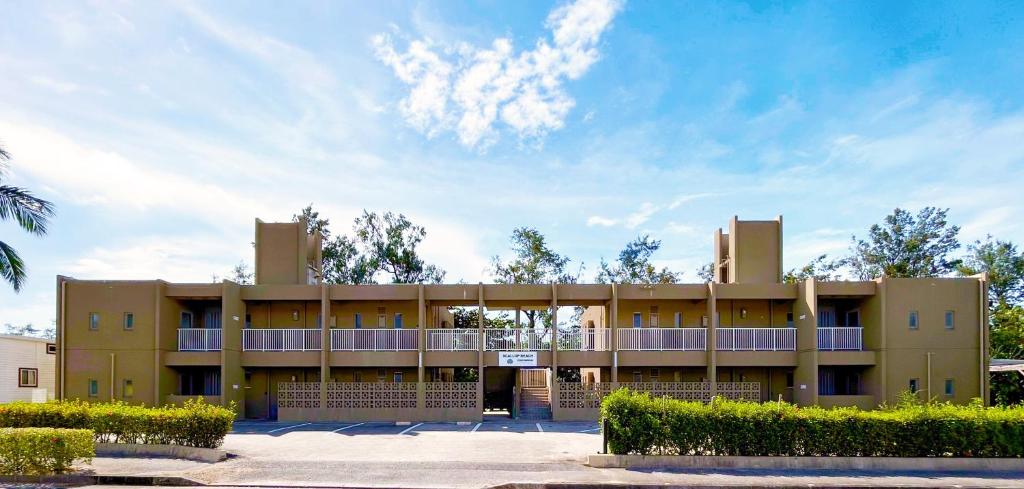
left=847, top=207, right=961, bottom=280
left=0, top=398, right=235, bottom=449
left=0, top=143, right=56, bottom=292
left=490, top=227, right=575, bottom=285
left=783, top=254, right=843, bottom=283
left=597, top=235, right=679, bottom=284
left=0, top=428, right=94, bottom=475
left=355, top=210, right=445, bottom=284
left=600, top=388, right=1024, bottom=457
left=957, top=236, right=1024, bottom=307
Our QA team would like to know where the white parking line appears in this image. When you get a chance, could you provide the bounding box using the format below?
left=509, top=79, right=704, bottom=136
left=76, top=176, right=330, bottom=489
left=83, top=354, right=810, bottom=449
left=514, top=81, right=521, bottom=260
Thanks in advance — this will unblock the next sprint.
left=578, top=427, right=600, bottom=433
left=332, top=422, right=365, bottom=433
left=398, top=422, right=423, bottom=435
left=535, top=423, right=544, bottom=433
left=471, top=422, right=482, bottom=432
left=267, top=422, right=310, bottom=433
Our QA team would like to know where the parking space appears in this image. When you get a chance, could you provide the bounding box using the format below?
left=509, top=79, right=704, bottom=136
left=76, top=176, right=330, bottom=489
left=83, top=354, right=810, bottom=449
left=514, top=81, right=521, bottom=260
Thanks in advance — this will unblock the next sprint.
left=231, top=418, right=600, bottom=436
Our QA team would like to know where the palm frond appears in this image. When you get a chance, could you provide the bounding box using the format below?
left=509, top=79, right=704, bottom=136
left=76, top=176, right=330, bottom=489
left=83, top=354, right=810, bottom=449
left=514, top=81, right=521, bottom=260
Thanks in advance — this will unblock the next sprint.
left=0, top=240, right=26, bottom=292
left=0, top=185, right=56, bottom=235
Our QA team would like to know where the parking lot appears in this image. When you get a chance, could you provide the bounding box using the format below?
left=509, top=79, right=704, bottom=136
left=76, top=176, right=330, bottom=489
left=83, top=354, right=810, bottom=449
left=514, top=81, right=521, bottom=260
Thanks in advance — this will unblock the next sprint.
left=230, top=418, right=601, bottom=436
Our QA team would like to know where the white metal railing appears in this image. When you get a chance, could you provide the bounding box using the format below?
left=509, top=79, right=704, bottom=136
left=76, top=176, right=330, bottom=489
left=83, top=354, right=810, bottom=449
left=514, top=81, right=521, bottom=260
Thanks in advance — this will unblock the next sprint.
left=617, top=328, right=707, bottom=351
left=715, top=327, right=796, bottom=351
left=426, top=329, right=479, bottom=351
left=484, top=328, right=551, bottom=351
left=331, top=329, right=418, bottom=351
left=177, top=328, right=222, bottom=351
left=242, top=329, right=321, bottom=351
left=817, top=327, right=863, bottom=350
left=557, top=328, right=612, bottom=351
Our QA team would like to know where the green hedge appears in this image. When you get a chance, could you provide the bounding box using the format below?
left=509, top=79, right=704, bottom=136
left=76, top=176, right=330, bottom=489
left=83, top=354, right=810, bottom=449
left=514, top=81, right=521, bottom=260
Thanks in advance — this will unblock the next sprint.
left=0, top=398, right=234, bottom=449
left=601, top=389, right=1024, bottom=457
left=0, top=428, right=94, bottom=475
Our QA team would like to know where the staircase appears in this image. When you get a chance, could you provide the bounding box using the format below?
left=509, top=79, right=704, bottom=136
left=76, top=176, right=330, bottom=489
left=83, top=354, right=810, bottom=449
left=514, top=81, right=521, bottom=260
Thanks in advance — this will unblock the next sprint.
left=519, top=386, right=552, bottom=420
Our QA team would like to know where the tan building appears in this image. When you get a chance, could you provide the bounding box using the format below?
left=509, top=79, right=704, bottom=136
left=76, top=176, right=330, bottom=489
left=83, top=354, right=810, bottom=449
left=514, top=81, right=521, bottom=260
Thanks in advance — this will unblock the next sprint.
left=55, top=216, right=989, bottom=421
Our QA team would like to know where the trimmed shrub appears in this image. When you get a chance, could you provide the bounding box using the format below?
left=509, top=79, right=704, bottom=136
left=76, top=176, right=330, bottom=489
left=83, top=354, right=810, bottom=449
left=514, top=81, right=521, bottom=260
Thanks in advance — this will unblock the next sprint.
left=600, top=388, right=1024, bottom=457
left=0, top=428, right=94, bottom=475
left=0, top=398, right=235, bottom=449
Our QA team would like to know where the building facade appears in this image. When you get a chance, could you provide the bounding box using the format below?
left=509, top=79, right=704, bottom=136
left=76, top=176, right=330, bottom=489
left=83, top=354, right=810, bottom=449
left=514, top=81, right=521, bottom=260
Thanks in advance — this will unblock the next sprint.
left=1, top=334, right=56, bottom=403
left=55, top=216, right=989, bottom=421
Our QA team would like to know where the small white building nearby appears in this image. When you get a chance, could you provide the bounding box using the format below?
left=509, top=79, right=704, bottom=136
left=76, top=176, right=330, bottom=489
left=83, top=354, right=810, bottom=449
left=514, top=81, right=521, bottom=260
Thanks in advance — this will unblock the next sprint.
left=0, top=334, right=56, bottom=403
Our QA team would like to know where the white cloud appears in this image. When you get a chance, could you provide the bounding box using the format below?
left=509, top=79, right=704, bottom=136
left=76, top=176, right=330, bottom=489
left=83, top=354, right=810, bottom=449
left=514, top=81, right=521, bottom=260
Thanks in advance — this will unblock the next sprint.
left=664, top=222, right=697, bottom=235
left=586, top=215, right=617, bottom=227
left=66, top=235, right=247, bottom=282
left=667, top=192, right=718, bottom=210
left=624, top=202, right=659, bottom=229
left=374, top=0, right=624, bottom=150
left=28, top=75, right=79, bottom=94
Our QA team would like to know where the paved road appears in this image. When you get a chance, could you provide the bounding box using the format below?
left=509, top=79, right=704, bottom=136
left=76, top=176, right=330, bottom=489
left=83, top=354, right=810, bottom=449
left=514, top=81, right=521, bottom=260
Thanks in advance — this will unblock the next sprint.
left=76, top=418, right=1024, bottom=488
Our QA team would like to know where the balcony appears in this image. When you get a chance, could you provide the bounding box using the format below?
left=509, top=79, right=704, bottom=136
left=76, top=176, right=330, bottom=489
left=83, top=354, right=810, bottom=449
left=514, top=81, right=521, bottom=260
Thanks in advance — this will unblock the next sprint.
left=558, top=329, right=612, bottom=351
left=617, top=328, right=706, bottom=351
left=177, top=328, right=222, bottom=351
left=426, top=329, right=479, bottom=351
left=484, top=328, right=551, bottom=351
left=715, top=327, right=796, bottom=351
left=242, top=329, right=321, bottom=351
left=331, top=329, right=418, bottom=351
left=817, top=327, right=863, bottom=350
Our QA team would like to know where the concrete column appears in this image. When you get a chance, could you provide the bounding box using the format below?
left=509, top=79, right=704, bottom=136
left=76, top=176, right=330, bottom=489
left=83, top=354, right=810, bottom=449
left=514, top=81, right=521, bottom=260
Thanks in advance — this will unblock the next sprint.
left=320, top=284, right=329, bottom=413
left=793, top=278, right=818, bottom=406
left=418, top=285, right=426, bottom=383
left=551, top=283, right=558, bottom=384
left=477, top=283, right=485, bottom=410
left=707, top=282, right=717, bottom=397
left=610, top=284, right=618, bottom=383
left=153, top=282, right=162, bottom=406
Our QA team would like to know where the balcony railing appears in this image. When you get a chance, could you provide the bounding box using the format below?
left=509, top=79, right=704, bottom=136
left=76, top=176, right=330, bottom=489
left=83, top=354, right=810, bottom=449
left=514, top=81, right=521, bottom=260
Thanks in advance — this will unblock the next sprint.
left=715, top=327, right=796, bottom=351
left=557, top=328, right=612, bottom=351
left=817, top=327, right=863, bottom=350
left=617, top=328, right=706, bottom=351
left=177, top=328, right=222, bottom=351
left=242, top=329, right=321, bottom=351
left=484, top=328, right=551, bottom=351
left=331, top=328, right=418, bottom=351
left=426, top=329, right=479, bottom=351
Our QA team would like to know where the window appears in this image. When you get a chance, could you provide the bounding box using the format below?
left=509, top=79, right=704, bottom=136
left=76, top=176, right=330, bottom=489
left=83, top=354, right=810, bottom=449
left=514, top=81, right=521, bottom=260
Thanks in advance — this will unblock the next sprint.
left=245, top=314, right=252, bottom=328
left=354, top=313, right=362, bottom=329
left=909, top=378, right=919, bottom=394
left=89, top=312, right=100, bottom=330
left=393, top=371, right=403, bottom=383
left=818, top=367, right=861, bottom=395
left=377, top=368, right=386, bottom=381
left=123, top=312, right=134, bottom=330
left=785, top=372, right=794, bottom=388
left=180, top=311, right=193, bottom=329
left=353, top=371, right=362, bottom=382
left=649, top=368, right=660, bottom=381
left=786, top=312, right=794, bottom=326
left=18, top=368, right=38, bottom=387
left=632, top=313, right=642, bottom=328
left=674, top=312, right=682, bottom=328
left=88, top=379, right=99, bottom=397
left=908, top=311, right=919, bottom=330
left=945, top=379, right=954, bottom=396
left=123, top=379, right=134, bottom=398
left=377, top=314, right=387, bottom=328
left=649, top=313, right=659, bottom=328
left=632, top=370, right=642, bottom=382
left=945, top=310, right=955, bottom=330
left=46, top=344, right=56, bottom=354
left=394, top=313, right=403, bottom=329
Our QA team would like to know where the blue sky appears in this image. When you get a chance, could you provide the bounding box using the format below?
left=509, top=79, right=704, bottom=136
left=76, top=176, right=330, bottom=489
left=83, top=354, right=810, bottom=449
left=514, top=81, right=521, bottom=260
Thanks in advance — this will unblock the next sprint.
left=2, top=0, right=1023, bottom=328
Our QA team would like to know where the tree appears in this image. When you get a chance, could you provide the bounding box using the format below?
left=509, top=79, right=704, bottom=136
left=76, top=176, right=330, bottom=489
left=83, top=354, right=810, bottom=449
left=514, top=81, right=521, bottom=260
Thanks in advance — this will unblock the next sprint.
left=846, top=207, right=961, bottom=280
left=0, top=144, right=56, bottom=292
left=229, top=262, right=253, bottom=285
left=354, top=210, right=445, bottom=284
left=4, top=322, right=55, bottom=339
left=957, top=236, right=1024, bottom=307
left=696, top=262, right=714, bottom=283
left=451, top=307, right=515, bottom=329
left=293, top=205, right=375, bottom=285
left=490, top=227, right=578, bottom=328
left=990, top=305, right=1024, bottom=405
left=783, top=254, right=843, bottom=283
left=597, top=235, right=679, bottom=284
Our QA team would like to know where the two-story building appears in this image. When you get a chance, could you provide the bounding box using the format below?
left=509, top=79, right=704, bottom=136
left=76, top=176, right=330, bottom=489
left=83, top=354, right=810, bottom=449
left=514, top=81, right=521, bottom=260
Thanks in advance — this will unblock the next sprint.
left=55, top=216, right=989, bottom=421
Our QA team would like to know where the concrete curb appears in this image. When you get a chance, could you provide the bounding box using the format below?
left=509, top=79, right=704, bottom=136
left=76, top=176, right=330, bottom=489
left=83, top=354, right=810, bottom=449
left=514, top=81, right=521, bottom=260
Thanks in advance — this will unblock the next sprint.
left=0, top=474, right=203, bottom=486
left=587, top=454, right=1024, bottom=472
left=96, top=442, right=228, bottom=463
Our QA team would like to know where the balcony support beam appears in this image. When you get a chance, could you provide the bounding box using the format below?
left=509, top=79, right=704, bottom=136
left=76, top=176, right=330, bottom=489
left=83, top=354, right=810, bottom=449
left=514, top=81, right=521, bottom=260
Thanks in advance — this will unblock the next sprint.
left=610, top=284, right=618, bottom=383
left=707, top=282, right=717, bottom=397
left=320, top=285, right=329, bottom=411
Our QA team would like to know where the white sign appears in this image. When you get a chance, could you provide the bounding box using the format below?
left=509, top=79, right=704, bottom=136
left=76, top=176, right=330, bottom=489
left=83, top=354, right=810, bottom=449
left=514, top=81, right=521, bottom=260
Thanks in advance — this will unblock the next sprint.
left=498, top=351, right=537, bottom=367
